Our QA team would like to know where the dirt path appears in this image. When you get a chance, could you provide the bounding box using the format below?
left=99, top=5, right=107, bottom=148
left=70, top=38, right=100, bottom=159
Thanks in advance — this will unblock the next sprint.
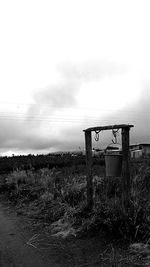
left=0, top=202, right=60, bottom=267
left=0, top=201, right=130, bottom=267
left=0, top=201, right=109, bottom=267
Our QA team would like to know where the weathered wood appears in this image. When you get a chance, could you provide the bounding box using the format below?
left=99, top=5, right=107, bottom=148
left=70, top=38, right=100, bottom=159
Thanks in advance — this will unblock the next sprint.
left=83, top=123, right=134, bottom=212
left=85, top=131, right=93, bottom=210
left=121, top=126, right=131, bottom=211
left=84, top=124, right=134, bottom=132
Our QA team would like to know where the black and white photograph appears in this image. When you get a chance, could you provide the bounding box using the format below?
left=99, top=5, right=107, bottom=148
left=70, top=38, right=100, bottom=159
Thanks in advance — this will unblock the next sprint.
left=0, top=0, right=150, bottom=266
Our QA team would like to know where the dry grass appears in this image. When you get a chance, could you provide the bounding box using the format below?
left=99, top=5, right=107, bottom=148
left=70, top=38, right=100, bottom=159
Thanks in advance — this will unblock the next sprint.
left=2, top=163, right=150, bottom=240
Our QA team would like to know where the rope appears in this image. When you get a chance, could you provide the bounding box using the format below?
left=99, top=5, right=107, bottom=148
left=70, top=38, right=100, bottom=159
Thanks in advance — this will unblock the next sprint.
left=112, top=128, right=119, bottom=144
left=94, top=130, right=101, bottom=141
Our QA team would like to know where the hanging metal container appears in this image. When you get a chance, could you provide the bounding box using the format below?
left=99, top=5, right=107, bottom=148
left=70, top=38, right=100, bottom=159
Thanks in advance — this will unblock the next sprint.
left=105, top=152, right=122, bottom=177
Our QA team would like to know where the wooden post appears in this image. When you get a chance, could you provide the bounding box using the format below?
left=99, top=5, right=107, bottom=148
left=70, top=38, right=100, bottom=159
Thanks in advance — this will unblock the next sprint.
left=83, top=124, right=133, bottom=212
left=85, top=130, right=93, bottom=210
left=121, top=126, right=131, bottom=211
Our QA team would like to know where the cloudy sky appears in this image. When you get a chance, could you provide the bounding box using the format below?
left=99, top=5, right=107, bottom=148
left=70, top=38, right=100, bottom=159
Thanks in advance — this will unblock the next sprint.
left=0, top=0, right=150, bottom=155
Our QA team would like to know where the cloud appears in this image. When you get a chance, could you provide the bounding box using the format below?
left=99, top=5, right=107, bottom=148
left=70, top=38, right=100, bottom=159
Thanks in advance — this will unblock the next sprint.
left=127, top=85, right=150, bottom=144
left=0, top=116, right=61, bottom=153
left=60, top=61, right=126, bottom=82
left=54, top=85, right=150, bottom=151
left=33, top=81, right=77, bottom=110
left=0, top=61, right=128, bottom=154
left=91, top=85, right=150, bottom=146
left=28, top=61, right=126, bottom=116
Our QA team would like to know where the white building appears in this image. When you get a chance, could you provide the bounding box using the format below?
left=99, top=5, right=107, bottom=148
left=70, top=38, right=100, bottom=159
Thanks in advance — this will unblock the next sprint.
left=130, top=144, right=150, bottom=158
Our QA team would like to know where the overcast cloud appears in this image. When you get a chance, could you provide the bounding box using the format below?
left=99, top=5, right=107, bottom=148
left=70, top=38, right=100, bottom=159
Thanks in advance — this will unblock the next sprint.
left=28, top=61, right=126, bottom=116
left=0, top=61, right=126, bottom=154
left=0, top=0, right=150, bottom=155
left=0, top=74, right=149, bottom=155
left=1, top=72, right=149, bottom=155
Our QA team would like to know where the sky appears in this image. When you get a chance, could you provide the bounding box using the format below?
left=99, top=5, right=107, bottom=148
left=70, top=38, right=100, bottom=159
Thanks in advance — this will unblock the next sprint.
left=0, top=0, right=150, bottom=155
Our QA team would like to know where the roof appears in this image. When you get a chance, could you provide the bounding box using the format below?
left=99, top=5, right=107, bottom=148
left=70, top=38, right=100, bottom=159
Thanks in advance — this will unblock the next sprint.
left=130, top=143, right=150, bottom=147
left=139, top=143, right=150, bottom=147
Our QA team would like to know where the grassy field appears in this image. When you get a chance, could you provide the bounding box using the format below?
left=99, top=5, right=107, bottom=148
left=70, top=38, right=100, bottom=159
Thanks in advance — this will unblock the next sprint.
left=0, top=157, right=150, bottom=265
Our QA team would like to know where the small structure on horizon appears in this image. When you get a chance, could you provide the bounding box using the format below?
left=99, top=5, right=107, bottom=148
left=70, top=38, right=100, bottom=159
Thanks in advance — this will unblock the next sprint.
left=130, top=143, right=150, bottom=159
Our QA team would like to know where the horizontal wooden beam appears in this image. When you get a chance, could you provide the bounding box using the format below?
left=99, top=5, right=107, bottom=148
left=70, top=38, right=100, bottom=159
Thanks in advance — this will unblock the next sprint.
left=83, top=124, right=134, bottom=132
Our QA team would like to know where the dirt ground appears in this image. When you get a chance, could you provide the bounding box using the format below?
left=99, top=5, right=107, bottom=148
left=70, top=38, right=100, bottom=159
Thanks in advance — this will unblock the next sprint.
left=0, top=200, right=144, bottom=267
left=0, top=200, right=114, bottom=267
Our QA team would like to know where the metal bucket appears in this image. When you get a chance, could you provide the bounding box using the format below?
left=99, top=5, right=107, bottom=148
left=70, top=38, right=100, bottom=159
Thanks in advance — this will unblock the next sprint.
left=105, top=153, right=122, bottom=177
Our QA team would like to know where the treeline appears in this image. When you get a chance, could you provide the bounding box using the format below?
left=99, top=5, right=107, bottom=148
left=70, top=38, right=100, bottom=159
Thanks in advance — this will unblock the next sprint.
left=0, top=154, right=105, bottom=174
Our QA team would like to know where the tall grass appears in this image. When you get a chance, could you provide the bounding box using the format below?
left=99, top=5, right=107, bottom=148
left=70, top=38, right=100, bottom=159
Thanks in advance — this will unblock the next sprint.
left=1, top=162, right=150, bottom=242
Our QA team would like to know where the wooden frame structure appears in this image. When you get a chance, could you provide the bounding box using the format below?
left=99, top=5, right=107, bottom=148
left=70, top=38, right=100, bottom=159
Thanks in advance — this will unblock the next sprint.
left=83, top=124, right=134, bottom=211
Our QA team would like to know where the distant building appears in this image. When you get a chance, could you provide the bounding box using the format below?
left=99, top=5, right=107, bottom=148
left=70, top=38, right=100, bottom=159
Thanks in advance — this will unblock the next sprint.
left=130, top=143, right=150, bottom=158
left=130, top=149, right=143, bottom=159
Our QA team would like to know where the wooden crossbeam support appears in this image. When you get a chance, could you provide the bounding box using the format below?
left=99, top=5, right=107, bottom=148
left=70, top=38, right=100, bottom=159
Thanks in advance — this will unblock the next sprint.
left=85, top=130, right=93, bottom=211
left=83, top=124, right=134, bottom=211
left=121, top=126, right=131, bottom=210
left=84, top=124, right=134, bottom=132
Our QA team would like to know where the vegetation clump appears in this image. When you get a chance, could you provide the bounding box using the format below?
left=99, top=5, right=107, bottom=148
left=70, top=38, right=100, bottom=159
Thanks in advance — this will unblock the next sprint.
left=1, top=160, right=150, bottom=244
left=1, top=159, right=150, bottom=265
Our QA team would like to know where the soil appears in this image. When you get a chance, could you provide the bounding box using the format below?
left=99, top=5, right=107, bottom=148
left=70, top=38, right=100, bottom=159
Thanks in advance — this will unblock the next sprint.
left=0, top=200, right=112, bottom=267
left=0, top=199, right=144, bottom=267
